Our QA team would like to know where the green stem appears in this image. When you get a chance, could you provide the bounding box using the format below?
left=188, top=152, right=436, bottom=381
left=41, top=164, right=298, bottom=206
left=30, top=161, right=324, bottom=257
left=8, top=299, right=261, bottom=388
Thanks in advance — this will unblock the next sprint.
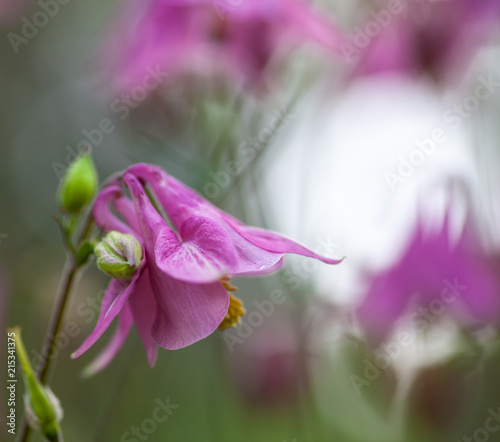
left=16, top=210, right=94, bottom=442
left=37, top=256, right=79, bottom=384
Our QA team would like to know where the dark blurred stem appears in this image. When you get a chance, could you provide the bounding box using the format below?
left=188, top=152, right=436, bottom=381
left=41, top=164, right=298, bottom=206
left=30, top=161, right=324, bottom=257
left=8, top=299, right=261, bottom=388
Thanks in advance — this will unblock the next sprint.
left=37, top=256, right=79, bottom=383
left=16, top=259, right=79, bottom=442
left=17, top=211, right=94, bottom=442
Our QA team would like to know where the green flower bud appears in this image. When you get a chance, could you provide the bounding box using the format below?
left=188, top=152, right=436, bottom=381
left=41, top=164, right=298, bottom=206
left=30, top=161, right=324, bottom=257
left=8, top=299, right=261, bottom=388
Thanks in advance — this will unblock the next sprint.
left=94, top=231, right=142, bottom=280
left=10, top=328, right=63, bottom=442
left=58, top=154, right=98, bottom=213
left=24, top=386, right=63, bottom=442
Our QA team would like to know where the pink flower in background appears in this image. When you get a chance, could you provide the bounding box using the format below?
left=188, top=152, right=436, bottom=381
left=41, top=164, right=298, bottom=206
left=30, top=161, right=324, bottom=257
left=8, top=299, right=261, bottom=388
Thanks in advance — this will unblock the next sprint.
left=0, top=0, right=35, bottom=24
left=228, top=313, right=309, bottom=408
left=73, top=164, right=342, bottom=374
left=350, top=0, right=500, bottom=83
left=107, top=0, right=342, bottom=90
left=357, top=210, right=500, bottom=339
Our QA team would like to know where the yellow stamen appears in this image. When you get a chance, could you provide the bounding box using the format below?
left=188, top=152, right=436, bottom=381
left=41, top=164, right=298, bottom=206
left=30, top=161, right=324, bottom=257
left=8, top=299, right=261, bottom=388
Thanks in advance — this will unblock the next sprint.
left=221, top=279, right=238, bottom=292
left=218, top=279, right=246, bottom=330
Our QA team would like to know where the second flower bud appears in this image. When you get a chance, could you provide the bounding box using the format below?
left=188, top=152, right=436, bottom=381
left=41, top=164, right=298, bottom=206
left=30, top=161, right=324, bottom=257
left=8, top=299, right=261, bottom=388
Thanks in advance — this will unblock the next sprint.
left=94, top=231, right=143, bottom=280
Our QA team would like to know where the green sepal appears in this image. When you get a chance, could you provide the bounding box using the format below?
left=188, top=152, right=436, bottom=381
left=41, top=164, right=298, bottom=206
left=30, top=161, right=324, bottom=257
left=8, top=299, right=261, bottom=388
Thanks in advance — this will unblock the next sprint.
left=76, top=241, right=95, bottom=267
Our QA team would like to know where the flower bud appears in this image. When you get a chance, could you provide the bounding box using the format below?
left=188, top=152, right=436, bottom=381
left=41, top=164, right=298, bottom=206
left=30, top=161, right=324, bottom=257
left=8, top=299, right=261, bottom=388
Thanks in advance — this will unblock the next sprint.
left=24, top=386, right=63, bottom=442
left=10, top=328, right=63, bottom=442
left=94, top=231, right=142, bottom=280
left=58, top=154, right=98, bottom=213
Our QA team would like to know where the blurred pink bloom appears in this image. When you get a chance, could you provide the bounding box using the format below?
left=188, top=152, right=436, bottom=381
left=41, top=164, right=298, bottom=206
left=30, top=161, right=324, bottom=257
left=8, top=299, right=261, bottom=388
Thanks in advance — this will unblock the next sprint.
left=357, top=211, right=500, bottom=339
left=0, top=0, right=35, bottom=24
left=350, top=0, right=500, bottom=83
left=73, top=164, right=342, bottom=373
left=228, top=314, right=308, bottom=407
left=107, top=0, right=342, bottom=90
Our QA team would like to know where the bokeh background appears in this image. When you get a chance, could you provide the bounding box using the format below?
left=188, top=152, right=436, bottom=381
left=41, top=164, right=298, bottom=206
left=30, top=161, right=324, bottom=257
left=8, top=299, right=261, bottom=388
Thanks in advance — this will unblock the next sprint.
left=2, top=0, right=500, bottom=441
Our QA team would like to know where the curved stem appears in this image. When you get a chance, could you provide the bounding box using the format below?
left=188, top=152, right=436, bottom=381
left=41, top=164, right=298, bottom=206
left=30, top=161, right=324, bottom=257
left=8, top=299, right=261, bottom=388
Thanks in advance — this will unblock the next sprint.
left=16, top=211, right=94, bottom=442
left=37, top=256, right=80, bottom=383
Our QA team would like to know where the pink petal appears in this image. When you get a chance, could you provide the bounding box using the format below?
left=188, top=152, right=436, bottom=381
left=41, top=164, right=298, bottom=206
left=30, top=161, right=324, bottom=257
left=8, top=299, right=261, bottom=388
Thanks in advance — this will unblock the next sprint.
left=155, top=217, right=238, bottom=283
left=114, top=196, right=141, bottom=234
left=93, top=186, right=134, bottom=234
left=81, top=303, right=134, bottom=377
left=237, top=256, right=285, bottom=276
left=225, top=229, right=284, bottom=275
left=149, top=272, right=229, bottom=350
left=124, top=173, right=167, bottom=250
left=127, top=267, right=159, bottom=366
left=125, top=170, right=230, bottom=349
left=356, top=274, right=411, bottom=340
left=72, top=263, right=144, bottom=359
left=222, top=216, right=344, bottom=264
left=452, top=264, right=500, bottom=322
left=125, top=163, right=202, bottom=231
left=126, top=164, right=286, bottom=274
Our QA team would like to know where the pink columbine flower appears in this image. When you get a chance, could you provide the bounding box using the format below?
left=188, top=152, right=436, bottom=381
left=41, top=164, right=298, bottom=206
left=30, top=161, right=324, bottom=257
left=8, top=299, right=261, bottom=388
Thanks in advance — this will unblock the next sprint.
left=107, top=0, right=342, bottom=91
left=357, top=211, right=500, bottom=340
left=72, top=163, right=342, bottom=374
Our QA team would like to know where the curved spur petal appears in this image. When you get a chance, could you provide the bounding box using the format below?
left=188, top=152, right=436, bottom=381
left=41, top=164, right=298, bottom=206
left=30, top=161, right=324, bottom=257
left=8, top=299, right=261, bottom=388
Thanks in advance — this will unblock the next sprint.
left=114, top=195, right=141, bottom=234
left=125, top=163, right=204, bottom=231
left=93, top=185, right=135, bottom=234
left=124, top=173, right=167, bottom=252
